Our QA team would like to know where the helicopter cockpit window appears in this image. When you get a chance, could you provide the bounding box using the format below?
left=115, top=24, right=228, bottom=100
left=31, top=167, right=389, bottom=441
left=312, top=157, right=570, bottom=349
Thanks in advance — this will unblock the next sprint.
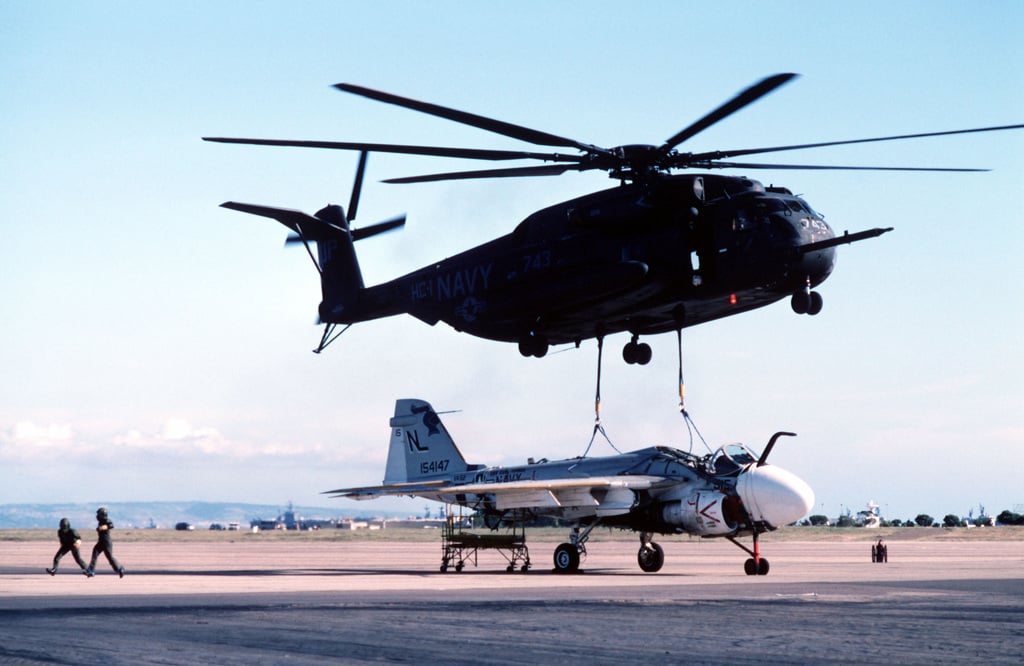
left=795, top=198, right=821, bottom=218
left=711, top=444, right=758, bottom=476
left=756, top=199, right=791, bottom=219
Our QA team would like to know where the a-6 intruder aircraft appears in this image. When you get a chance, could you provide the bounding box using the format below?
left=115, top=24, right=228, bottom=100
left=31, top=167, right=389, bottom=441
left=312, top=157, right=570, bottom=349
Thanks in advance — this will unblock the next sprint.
left=326, top=399, right=814, bottom=575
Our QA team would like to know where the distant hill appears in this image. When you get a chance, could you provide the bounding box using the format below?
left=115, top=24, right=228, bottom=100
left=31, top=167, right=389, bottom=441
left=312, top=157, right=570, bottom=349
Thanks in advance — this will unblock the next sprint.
left=0, top=502, right=413, bottom=529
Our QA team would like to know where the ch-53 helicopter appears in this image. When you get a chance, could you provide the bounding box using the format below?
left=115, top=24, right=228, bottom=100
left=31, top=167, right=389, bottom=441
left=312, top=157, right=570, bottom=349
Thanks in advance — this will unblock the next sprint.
left=206, top=74, right=1022, bottom=363
left=327, top=399, right=814, bottom=575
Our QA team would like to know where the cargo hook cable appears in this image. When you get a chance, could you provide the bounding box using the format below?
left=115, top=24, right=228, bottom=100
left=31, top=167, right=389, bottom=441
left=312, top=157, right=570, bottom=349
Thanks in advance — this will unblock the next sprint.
left=677, top=328, right=712, bottom=454
left=583, top=335, right=621, bottom=457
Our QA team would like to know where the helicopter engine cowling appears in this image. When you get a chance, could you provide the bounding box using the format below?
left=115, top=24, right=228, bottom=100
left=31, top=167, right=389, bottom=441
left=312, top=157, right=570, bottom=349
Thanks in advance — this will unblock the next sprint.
left=661, top=491, right=738, bottom=536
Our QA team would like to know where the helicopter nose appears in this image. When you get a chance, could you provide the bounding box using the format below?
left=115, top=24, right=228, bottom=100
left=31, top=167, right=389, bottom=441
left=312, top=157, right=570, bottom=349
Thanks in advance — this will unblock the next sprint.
left=799, top=246, right=836, bottom=285
left=736, top=464, right=814, bottom=528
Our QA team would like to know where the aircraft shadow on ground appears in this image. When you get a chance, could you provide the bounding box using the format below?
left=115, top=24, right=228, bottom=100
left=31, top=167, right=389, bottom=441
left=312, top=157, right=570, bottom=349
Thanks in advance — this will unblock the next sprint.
left=26, top=566, right=691, bottom=578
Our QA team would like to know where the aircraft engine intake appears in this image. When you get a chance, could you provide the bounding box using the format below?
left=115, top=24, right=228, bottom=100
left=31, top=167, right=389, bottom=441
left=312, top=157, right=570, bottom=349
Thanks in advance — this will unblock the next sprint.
left=661, top=491, right=738, bottom=536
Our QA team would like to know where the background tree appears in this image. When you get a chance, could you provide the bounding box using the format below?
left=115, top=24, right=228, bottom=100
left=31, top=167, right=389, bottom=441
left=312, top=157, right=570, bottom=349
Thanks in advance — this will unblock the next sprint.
left=914, top=514, right=935, bottom=527
left=808, top=514, right=829, bottom=526
left=942, top=514, right=961, bottom=527
left=997, top=510, right=1024, bottom=525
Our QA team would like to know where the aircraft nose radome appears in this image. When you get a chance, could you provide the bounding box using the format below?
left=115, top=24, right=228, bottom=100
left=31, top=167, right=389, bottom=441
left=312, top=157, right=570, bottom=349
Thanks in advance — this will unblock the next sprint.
left=738, top=465, right=814, bottom=528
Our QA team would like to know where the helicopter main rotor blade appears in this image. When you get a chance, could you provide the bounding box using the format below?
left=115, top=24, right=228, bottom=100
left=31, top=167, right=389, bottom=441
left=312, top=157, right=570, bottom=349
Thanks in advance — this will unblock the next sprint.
left=347, top=150, right=368, bottom=222
left=202, top=136, right=579, bottom=163
left=335, top=83, right=608, bottom=155
left=383, top=163, right=582, bottom=184
left=659, top=73, right=798, bottom=153
left=686, top=124, right=1024, bottom=163
left=700, top=160, right=990, bottom=172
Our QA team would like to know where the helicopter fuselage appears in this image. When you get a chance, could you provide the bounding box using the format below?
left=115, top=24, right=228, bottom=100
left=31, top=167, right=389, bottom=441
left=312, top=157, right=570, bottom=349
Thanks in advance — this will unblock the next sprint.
left=338, top=173, right=845, bottom=353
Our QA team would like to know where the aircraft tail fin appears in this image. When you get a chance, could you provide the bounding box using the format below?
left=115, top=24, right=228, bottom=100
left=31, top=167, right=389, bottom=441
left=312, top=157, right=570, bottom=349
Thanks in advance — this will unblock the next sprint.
left=383, top=399, right=471, bottom=485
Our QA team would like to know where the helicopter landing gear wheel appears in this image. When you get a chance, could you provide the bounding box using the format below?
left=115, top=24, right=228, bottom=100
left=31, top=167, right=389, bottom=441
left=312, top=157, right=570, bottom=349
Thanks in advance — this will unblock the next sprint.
left=637, top=542, right=665, bottom=573
left=553, top=543, right=581, bottom=573
left=622, top=339, right=652, bottom=365
left=791, top=292, right=808, bottom=314
left=518, top=333, right=549, bottom=358
left=791, top=290, right=823, bottom=316
left=807, top=291, right=823, bottom=315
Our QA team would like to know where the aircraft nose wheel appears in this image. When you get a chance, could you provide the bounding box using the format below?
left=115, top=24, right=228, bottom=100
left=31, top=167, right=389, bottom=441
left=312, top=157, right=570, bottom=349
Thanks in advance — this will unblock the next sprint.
left=790, top=291, right=823, bottom=315
left=744, top=558, right=770, bottom=575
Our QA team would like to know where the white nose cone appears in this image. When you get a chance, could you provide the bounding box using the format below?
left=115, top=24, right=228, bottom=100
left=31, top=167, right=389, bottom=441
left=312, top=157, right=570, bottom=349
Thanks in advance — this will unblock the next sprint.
left=737, top=464, right=815, bottom=528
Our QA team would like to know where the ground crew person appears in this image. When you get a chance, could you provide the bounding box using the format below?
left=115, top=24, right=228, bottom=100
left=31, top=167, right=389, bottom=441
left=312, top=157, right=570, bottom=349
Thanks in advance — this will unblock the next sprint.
left=45, top=517, right=88, bottom=575
left=86, top=507, right=125, bottom=578
left=871, top=538, right=888, bottom=563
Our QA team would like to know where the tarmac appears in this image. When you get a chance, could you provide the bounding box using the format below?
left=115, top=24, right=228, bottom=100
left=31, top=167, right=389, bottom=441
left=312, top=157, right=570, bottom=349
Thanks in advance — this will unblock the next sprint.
left=1, top=536, right=1022, bottom=664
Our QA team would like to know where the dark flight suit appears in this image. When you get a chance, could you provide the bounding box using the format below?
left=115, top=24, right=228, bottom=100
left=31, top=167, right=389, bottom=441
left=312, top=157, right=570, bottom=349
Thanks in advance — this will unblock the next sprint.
left=46, top=518, right=88, bottom=574
left=87, top=512, right=125, bottom=577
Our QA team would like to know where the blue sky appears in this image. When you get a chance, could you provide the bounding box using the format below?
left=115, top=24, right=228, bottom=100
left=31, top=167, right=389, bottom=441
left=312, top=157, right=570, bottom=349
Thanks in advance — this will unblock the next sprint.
left=2, top=2, right=1022, bottom=522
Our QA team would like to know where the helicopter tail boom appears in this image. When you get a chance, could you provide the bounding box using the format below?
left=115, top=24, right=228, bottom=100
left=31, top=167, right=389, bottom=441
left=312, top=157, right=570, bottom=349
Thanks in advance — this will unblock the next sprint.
left=220, top=201, right=369, bottom=322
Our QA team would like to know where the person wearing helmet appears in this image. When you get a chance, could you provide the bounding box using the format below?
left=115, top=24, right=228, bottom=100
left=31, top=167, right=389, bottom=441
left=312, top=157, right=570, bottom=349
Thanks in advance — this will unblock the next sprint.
left=45, top=517, right=88, bottom=575
left=85, top=507, right=125, bottom=578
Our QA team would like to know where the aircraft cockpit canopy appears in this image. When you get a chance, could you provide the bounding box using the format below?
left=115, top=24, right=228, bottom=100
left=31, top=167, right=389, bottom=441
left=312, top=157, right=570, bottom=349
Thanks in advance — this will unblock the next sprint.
left=711, top=443, right=758, bottom=476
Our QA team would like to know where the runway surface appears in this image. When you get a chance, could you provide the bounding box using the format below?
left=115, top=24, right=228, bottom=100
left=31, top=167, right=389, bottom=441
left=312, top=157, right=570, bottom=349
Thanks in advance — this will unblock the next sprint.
left=2, top=536, right=1021, bottom=664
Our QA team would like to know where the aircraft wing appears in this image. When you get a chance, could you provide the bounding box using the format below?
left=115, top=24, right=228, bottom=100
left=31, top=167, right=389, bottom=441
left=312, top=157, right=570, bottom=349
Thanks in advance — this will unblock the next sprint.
left=325, top=474, right=669, bottom=517
left=443, top=474, right=669, bottom=515
left=443, top=475, right=664, bottom=494
left=323, top=479, right=449, bottom=500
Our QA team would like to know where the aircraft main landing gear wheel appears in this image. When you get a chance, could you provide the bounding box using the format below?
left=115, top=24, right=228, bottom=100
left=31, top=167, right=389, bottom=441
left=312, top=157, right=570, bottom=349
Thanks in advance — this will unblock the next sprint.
left=553, top=543, right=581, bottom=573
left=744, top=558, right=770, bottom=576
left=622, top=340, right=652, bottom=365
left=637, top=542, right=665, bottom=573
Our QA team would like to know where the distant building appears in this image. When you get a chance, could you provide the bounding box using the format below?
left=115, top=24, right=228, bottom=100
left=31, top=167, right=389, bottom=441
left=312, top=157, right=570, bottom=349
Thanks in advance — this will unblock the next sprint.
left=855, top=501, right=882, bottom=528
left=250, top=518, right=284, bottom=531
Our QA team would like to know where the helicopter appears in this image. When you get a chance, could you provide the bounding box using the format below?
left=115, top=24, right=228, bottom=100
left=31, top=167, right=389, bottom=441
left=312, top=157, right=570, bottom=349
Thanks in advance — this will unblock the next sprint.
left=206, top=74, right=1022, bottom=363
